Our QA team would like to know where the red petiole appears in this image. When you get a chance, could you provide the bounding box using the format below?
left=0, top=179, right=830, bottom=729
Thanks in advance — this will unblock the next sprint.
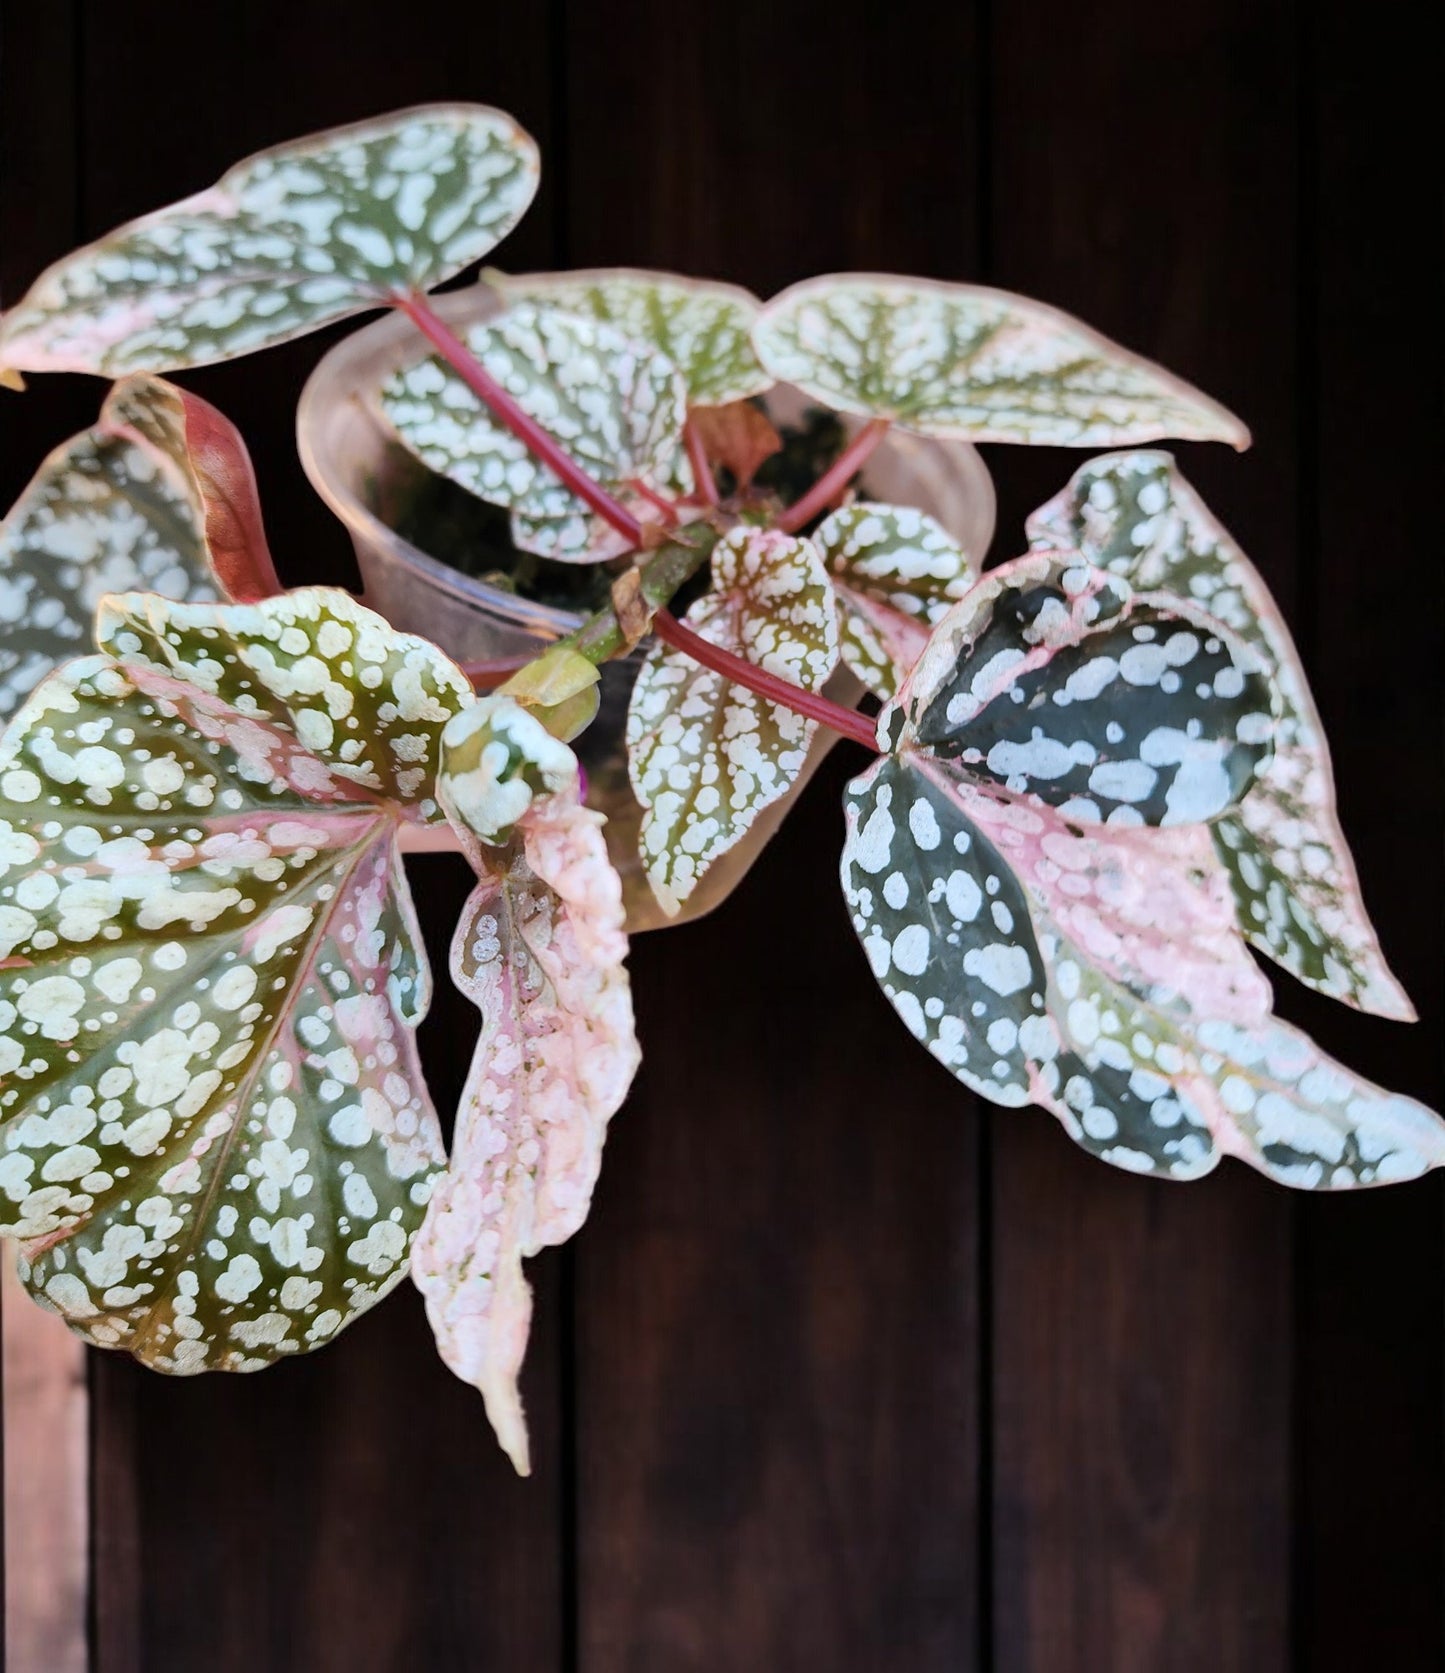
left=775, top=417, right=891, bottom=532
left=684, top=416, right=720, bottom=507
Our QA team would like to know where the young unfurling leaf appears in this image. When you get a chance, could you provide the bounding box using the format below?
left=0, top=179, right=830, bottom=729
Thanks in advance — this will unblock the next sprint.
left=0, top=375, right=276, bottom=722
left=412, top=698, right=638, bottom=1473
left=626, top=528, right=840, bottom=914
left=382, top=303, right=692, bottom=560
left=842, top=755, right=1445, bottom=1186
left=811, top=503, right=977, bottom=699
left=0, top=106, right=539, bottom=377
left=487, top=268, right=771, bottom=407
left=0, top=589, right=475, bottom=1369
left=753, top=275, right=1250, bottom=448
left=1027, top=451, right=1412, bottom=1017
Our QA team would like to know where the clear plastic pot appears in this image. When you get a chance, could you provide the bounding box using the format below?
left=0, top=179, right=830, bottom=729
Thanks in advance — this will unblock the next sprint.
left=297, top=283, right=996, bottom=931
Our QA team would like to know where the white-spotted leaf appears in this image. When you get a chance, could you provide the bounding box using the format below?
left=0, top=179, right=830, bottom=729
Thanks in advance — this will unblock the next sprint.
left=488, top=268, right=770, bottom=406
left=892, top=553, right=1275, bottom=828
left=0, top=374, right=280, bottom=722
left=0, top=589, right=477, bottom=1369
left=842, top=755, right=1445, bottom=1187
left=753, top=275, right=1249, bottom=448
left=382, top=303, right=692, bottom=560
left=812, top=503, right=977, bottom=698
left=0, top=105, right=539, bottom=376
left=1027, top=451, right=1412, bottom=1017
left=413, top=697, right=638, bottom=1474
left=627, top=528, right=839, bottom=914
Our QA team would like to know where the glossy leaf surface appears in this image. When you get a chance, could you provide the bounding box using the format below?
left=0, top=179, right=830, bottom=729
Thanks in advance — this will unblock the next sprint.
left=1028, top=451, right=1411, bottom=1016
left=812, top=503, right=976, bottom=698
left=627, top=528, right=839, bottom=913
left=413, top=698, right=638, bottom=1473
left=488, top=268, right=770, bottom=406
left=0, top=105, right=539, bottom=376
left=753, top=275, right=1249, bottom=447
left=383, top=303, right=692, bottom=560
left=0, top=589, right=475, bottom=1368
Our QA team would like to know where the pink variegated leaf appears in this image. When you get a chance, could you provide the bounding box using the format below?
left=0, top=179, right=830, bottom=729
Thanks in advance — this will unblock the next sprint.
left=753, top=276, right=1250, bottom=447
left=626, top=527, right=840, bottom=914
left=1027, top=451, right=1412, bottom=1017
left=412, top=697, right=638, bottom=1473
left=0, top=589, right=476, bottom=1370
left=841, top=753, right=1445, bottom=1186
left=889, top=552, right=1276, bottom=828
left=0, top=375, right=277, bottom=721
left=812, top=503, right=977, bottom=698
left=0, top=106, right=539, bottom=377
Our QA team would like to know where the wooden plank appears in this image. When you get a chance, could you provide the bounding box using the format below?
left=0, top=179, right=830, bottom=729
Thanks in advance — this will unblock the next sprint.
left=1293, top=0, right=1445, bottom=1664
left=562, top=5, right=988, bottom=1667
left=984, top=3, right=1298, bottom=1667
left=62, top=7, right=568, bottom=1668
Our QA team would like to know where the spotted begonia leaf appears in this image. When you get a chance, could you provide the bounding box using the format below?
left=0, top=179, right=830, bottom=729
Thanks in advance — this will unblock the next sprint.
left=811, top=503, right=977, bottom=699
left=487, top=268, right=770, bottom=406
left=0, top=105, right=539, bottom=377
left=383, top=303, right=693, bottom=560
left=413, top=698, right=638, bottom=1473
left=893, top=553, right=1275, bottom=828
left=752, top=275, right=1249, bottom=448
left=626, top=527, right=840, bottom=914
left=0, top=374, right=279, bottom=722
left=1027, top=451, right=1411, bottom=1018
left=841, top=754, right=1445, bottom=1186
left=0, top=588, right=477, bottom=1370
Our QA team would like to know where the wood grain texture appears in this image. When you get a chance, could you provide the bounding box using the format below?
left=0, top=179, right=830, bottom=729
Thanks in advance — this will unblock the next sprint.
left=560, top=6, right=988, bottom=1666
left=984, top=3, right=1298, bottom=1667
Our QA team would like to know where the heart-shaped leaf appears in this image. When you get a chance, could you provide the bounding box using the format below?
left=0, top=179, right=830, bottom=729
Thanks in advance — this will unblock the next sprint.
left=753, top=275, right=1249, bottom=448
left=487, top=268, right=770, bottom=407
left=412, top=697, right=638, bottom=1473
left=627, top=527, right=840, bottom=914
left=893, top=553, right=1275, bottom=827
left=0, top=105, right=539, bottom=377
left=0, top=588, right=476, bottom=1370
left=382, top=302, right=692, bottom=560
left=0, top=375, right=277, bottom=722
left=811, top=503, right=977, bottom=699
left=841, top=754, right=1445, bottom=1186
left=1027, top=451, right=1412, bottom=1017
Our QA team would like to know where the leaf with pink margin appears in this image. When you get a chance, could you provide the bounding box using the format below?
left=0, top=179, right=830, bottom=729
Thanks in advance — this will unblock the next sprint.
left=0, top=589, right=475, bottom=1370
left=0, top=105, right=539, bottom=377
left=840, top=752, right=1445, bottom=1186
left=811, top=502, right=977, bottom=699
left=626, top=527, right=840, bottom=914
left=753, top=275, right=1250, bottom=447
left=1027, top=450, right=1412, bottom=1018
left=412, top=697, right=638, bottom=1473
left=0, top=374, right=278, bottom=722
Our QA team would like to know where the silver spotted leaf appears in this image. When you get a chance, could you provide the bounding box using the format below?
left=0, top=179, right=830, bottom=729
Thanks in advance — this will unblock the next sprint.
left=414, top=698, right=638, bottom=1473
left=1027, top=450, right=1411, bottom=1018
left=0, top=374, right=281, bottom=722
left=487, top=268, right=770, bottom=406
left=753, top=275, right=1249, bottom=448
left=626, top=528, right=840, bottom=914
left=0, top=105, right=539, bottom=377
left=892, top=553, right=1275, bottom=828
left=382, top=302, right=692, bottom=560
left=0, top=588, right=478, bottom=1370
left=812, top=503, right=977, bottom=699
left=841, top=755, right=1445, bottom=1187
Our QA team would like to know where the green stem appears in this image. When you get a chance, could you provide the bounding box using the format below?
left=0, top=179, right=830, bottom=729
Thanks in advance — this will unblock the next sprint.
left=560, top=522, right=720, bottom=664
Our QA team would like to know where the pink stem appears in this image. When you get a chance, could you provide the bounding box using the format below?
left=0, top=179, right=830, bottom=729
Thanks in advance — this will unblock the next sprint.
left=625, top=478, right=682, bottom=525
left=651, top=609, right=878, bottom=750
left=776, top=417, right=891, bottom=533
left=684, top=416, right=720, bottom=507
left=396, top=292, right=644, bottom=547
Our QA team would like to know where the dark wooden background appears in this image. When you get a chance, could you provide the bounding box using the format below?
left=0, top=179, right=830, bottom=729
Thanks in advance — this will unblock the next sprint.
left=1, top=2, right=1440, bottom=1668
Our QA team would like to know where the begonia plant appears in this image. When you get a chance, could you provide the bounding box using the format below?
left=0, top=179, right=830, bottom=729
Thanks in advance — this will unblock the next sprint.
left=0, top=104, right=1437, bottom=1475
